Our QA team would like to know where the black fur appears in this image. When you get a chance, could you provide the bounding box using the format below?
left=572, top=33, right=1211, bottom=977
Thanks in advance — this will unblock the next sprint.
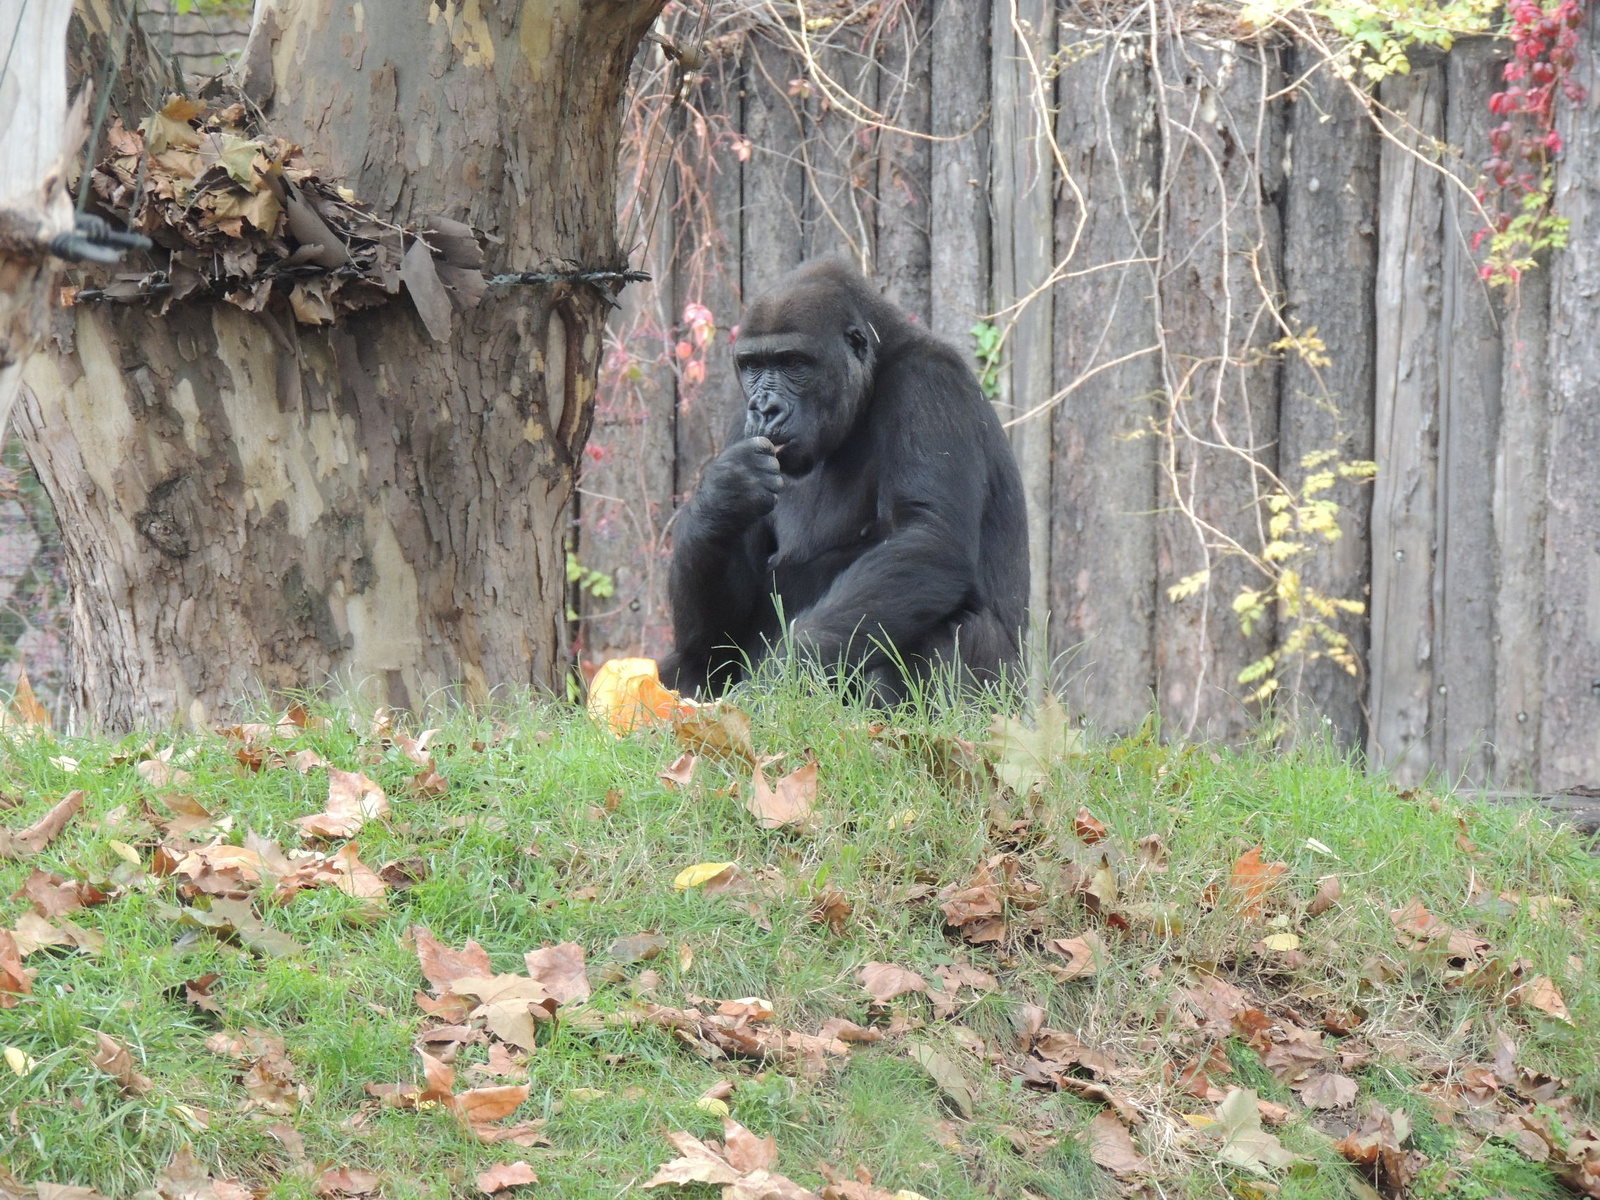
left=659, top=259, right=1029, bottom=703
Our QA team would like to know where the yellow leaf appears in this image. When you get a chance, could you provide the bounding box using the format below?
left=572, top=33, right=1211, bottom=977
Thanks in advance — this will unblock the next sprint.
left=4, top=1046, right=35, bottom=1075
left=695, top=1097, right=730, bottom=1117
left=1185, top=1113, right=1216, bottom=1129
left=1262, top=933, right=1300, bottom=952
left=107, top=840, right=142, bottom=865
left=673, top=862, right=737, bottom=891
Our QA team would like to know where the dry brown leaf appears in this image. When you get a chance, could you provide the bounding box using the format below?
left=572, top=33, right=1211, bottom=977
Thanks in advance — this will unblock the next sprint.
left=0, top=790, right=85, bottom=859
left=524, top=942, right=590, bottom=1004
left=747, top=759, right=817, bottom=831
left=1047, top=931, right=1104, bottom=980
left=1073, top=806, right=1108, bottom=845
left=476, top=1162, right=538, bottom=1194
left=817, top=1018, right=883, bottom=1045
left=327, top=843, right=386, bottom=899
left=1389, top=897, right=1446, bottom=939
left=294, top=769, right=389, bottom=839
left=858, top=962, right=927, bottom=1004
left=153, top=1147, right=253, bottom=1200
left=91, top=1031, right=153, bottom=1095
left=644, top=1130, right=745, bottom=1188
left=659, top=752, right=698, bottom=790
left=1229, top=847, right=1288, bottom=920
left=1085, top=1110, right=1148, bottom=1176
left=1293, top=1072, right=1359, bottom=1109
left=1333, top=1104, right=1423, bottom=1194
left=1136, top=833, right=1169, bottom=872
left=809, top=888, right=851, bottom=935
left=675, top=704, right=756, bottom=769
left=313, top=1167, right=381, bottom=1197
left=9, top=670, right=51, bottom=729
left=1308, top=874, right=1342, bottom=916
left=412, top=926, right=492, bottom=992
left=1519, top=974, right=1573, bottom=1023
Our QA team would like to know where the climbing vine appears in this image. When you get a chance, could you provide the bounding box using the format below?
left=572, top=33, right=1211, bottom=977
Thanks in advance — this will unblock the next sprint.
left=1477, top=0, right=1588, bottom=285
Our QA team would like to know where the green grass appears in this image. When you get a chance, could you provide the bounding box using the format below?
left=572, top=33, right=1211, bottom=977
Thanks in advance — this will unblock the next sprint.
left=0, top=679, right=1596, bottom=1199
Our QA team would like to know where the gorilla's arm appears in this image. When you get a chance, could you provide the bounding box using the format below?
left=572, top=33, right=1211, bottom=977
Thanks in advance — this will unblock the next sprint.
left=660, top=437, right=783, bottom=695
left=789, top=357, right=992, bottom=668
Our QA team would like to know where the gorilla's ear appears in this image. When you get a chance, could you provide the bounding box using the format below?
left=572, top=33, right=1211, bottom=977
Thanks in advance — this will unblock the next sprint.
left=845, top=325, right=871, bottom=360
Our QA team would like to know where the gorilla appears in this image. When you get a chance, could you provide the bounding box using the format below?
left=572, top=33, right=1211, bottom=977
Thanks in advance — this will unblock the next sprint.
left=659, top=259, right=1029, bottom=704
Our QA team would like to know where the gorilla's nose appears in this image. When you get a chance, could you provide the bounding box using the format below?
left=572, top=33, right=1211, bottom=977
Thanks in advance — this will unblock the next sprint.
left=751, top=393, right=785, bottom=419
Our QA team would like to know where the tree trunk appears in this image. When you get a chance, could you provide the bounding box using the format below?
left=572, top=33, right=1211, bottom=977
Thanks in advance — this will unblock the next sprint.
left=15, top=0, right=664, bottom=729
left=1, top=0, right=76, bottom=431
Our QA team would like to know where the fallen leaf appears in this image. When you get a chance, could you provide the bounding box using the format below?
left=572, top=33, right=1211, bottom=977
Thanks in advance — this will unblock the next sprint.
left=1293, top=1072, right=1359, bottom=1109
left=154, top=1147, right=252, bottom=1200
left=1048, top=931, right=1104, bottom=979
left=412, top=926, right=492, bottom=993
left=1389, top=897, right=1445, bottom=939
left=858, top=962, right=927, bottom=1004
left=1261, top=933, right=1300, bottom=953
left=1520, top=975, right=1572, bottom=1023
left=1136, top=833, right=1169, bottom=872
left=295, top=769, right=389, bottom=839
left=1211, top=1087, right=1296, bottom=1175
left=524, top=942, right=590, bottom=1004
left=674, top=703, right=756, bottom=768
left=809, top=888, right=851, bottom=935
left=1085, top=1110, right=1147, bottom=1176
left=0, top=790, right=85, bottom=859
left=610, top=932, right=669, bottom=963
left=643, top=1130, right=744, bottom=1187
left=476, top=1162, right=537, bottom=1194
left=983, top=695, right=1081, bottom=795
left=747, top=759, right=817, bottom=831
left=1074, top=806, right=1108, bottom=845
left=314, top=1167, right=381, bottom=1196
left=660, top=752, right=698, bottom=789
left=1333, top=1104, right=1423, bottom=1194
left=91, top=1031, right=153, bottom=1095
left=1229, top=848, right=1288, bottom=920
left=674, top=862, right=739, bottom=891
left=907, top=1044, right=975, bottom=1118
left=9, top=670, right=51, bottom=729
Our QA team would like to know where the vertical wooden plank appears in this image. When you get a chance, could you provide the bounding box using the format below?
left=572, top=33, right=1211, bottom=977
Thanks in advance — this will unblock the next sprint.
left=874, top=1, right=932, bottom=324
left=1435, top=40, right=1504, bottom=782
left=1278, top=56, right=1380, bottom=751
left=1153, top=36, right=1286, bottom=741
left=1491, top=264, right=1549, bottom=787
left=1539, top=12, right=1600, bottom=791
left=743, top=31, right=807, bottom=291
left=991, top=0, right=1055, bottom=687
left=674, top=48, right=747, bottom=498
left=1368, top=67, right=1445, bottom=784
left=802, top=31, right=877, bottom=266
left=1049, top=31, right=1161, bottom=733
left=928, top=0, right=990, bottom=349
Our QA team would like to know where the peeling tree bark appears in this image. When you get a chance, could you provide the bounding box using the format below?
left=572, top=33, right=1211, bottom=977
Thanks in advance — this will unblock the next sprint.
left=16, top=0, right=664, bottom=729
left=0, top=0, right=76, bottom=432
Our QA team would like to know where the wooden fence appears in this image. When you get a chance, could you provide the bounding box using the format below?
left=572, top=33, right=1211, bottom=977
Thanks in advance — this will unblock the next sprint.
left=574, top=2, right=1600, bottom=794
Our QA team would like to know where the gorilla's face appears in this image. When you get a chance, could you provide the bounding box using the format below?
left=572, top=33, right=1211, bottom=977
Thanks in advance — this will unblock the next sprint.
left=736, top=299, right=875, bottom=476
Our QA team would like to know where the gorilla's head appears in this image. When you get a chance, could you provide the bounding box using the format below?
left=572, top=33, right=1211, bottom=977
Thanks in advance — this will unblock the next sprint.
left=735, top=260, right=887, bottom=476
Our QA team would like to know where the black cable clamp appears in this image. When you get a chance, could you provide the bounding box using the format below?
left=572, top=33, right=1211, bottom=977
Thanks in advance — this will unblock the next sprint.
left=48, top=213, right=152, bottom=264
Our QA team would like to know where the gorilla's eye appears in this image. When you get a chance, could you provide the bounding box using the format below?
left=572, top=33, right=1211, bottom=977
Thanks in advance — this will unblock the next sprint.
left=845, top=327, right=870, bottom=358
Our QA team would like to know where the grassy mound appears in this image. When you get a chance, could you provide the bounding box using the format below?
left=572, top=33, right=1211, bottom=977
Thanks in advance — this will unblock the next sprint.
left=0, top=684, right=1595, bottom=1199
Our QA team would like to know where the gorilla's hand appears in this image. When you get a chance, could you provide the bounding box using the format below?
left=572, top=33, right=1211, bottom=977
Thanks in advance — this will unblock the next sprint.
left=689, top=437, right=784, bottom=539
